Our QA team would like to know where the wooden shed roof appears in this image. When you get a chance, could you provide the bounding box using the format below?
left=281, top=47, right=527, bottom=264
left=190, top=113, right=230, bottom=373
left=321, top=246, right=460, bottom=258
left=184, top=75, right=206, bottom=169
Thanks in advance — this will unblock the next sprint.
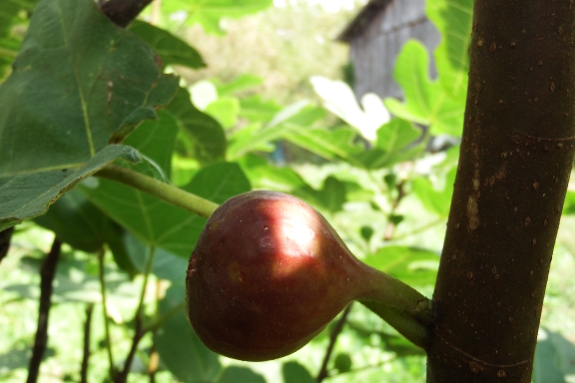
left=337, top=0, right=393, bottom=42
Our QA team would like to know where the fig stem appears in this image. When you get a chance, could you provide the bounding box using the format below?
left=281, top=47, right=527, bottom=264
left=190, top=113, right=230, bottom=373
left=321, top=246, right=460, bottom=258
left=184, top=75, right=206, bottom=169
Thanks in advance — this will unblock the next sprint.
left=359, top=270, right=432, bottom=349
left=95, top=164, right=218, bottom=218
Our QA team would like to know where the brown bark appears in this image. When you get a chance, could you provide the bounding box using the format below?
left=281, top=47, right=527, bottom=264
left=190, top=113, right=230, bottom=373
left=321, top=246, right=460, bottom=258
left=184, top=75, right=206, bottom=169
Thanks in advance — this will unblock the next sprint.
left=426, top=1, right=575, bottom=382
left=98, top=0, right=154, bottom=28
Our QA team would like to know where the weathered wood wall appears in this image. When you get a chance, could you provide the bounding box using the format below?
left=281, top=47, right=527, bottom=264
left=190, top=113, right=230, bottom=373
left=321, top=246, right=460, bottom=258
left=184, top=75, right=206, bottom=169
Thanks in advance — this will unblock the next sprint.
left=342, top=0, right=440, bottom=100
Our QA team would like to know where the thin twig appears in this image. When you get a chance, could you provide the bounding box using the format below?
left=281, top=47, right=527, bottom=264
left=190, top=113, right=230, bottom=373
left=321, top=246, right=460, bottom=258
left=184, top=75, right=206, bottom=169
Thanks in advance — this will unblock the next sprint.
left=115, top=246, right=156, bottom=383
left=80, top=304, right=95, bottom=383
left=148, top=279, right=162, bottom=382
left=316, top=304, right=353, bottom=382
left=98, top=248, right=117, bottom=380
left=26, top=237, right=62, bottom=383
left=98, top=0, right=154, bottom=28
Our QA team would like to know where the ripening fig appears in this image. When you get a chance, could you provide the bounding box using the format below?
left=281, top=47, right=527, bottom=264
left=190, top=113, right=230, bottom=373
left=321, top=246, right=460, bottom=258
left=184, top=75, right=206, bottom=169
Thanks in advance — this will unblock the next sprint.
left=185, top=190, right=425, bottom=361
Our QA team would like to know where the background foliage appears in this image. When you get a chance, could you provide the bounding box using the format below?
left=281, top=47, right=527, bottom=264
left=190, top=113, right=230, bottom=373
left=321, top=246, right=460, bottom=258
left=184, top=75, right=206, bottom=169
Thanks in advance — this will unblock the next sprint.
left=2, top=0, right=575, bottom=382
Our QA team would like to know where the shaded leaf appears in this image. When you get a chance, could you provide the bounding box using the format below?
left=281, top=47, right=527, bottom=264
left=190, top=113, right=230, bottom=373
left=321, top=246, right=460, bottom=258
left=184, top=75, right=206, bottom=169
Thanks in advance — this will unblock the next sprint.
left=128, top=20, right=205, bottom=69
left=0, top=145, right=140, bottom=231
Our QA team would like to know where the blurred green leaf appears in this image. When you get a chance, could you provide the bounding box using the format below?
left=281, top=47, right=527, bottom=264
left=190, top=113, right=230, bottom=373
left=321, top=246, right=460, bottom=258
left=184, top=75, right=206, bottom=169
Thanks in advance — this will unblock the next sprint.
left=166, top=87, right=227, bottom=164
left=217, top=74, right=263, bottom=96
left=0, top=0, right=37, bottom=39
left=533, top=328, right=575, bottom=383
left=384, top=40, right=464, bottom=136
left=333, top=353, right=352, bottom=373
left=128, top=20, right=205, bottom=69
left=164, top=0, right=273, bottom=35
left=205, top=97, right=240, bottom=129
left=282, top=361, right=315, bottom=383
left=427, top=0, right=473, bottom=98
left=412, top=166, right=456, bottom=217
left=364, top=246, right=439, bottom=287
left=563, top=191, right=575, bottom=215
left=239, top=95, right=282, bottom=122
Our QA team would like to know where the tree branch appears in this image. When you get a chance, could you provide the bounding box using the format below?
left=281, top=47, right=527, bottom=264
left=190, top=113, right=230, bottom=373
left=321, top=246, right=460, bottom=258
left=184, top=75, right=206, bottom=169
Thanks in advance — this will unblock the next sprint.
left=26, top=237, right=62, bottom=383
left=98, top=0, right=154, bottom=28
left=80, top=304, right=94, bottom=383
left=316, top=304, right=352, bottom=382
left=95, top=165, right=218, bottom=219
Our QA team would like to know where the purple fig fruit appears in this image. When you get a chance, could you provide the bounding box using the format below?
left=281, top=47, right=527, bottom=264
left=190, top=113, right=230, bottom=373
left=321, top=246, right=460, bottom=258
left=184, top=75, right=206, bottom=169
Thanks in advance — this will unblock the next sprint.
left=185, top=190, right=405, bottom=361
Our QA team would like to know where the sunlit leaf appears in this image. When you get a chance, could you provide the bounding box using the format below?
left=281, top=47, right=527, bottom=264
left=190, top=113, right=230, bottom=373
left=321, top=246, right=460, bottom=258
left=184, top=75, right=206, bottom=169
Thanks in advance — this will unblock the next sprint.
left=384, top=40, right=464, bottom=136
left=412, top=166, right=456, bottom=217
left=164, top=0, right=273, bottom=35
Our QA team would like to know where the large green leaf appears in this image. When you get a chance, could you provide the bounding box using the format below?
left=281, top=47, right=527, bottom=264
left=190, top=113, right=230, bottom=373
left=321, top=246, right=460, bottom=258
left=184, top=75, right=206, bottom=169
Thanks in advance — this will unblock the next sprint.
left=128, top=20, right=205, bottom=70
left=384, top=40, right=464, bottom=136
left=0, top=0, right=179, bottom=229
left=427, top=0, right=473, bottom=98
left=164, top=0, right=273, bottom=35
left=0, top=145, right=140, bottom=231
left=364, top=246, right=440, bottom=287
